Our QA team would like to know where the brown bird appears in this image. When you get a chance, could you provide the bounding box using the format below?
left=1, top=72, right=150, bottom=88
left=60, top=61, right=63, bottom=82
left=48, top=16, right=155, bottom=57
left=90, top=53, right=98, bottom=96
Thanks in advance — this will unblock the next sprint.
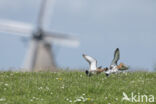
left=105, top=48, right=128, bottom=76
left=82, top=54, right=108, bottom=76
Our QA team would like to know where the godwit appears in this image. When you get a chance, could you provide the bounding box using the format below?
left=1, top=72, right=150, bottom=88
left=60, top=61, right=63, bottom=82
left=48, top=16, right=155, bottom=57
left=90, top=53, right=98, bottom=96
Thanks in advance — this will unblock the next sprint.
left=82, top=54, right=108, bottom=76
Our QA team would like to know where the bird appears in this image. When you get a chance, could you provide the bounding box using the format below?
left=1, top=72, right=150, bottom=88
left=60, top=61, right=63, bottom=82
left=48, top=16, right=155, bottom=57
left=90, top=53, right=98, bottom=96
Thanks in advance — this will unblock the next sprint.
left=82, top=54, right=108, bottom=76
left=105, top=48, right=128, bottom=76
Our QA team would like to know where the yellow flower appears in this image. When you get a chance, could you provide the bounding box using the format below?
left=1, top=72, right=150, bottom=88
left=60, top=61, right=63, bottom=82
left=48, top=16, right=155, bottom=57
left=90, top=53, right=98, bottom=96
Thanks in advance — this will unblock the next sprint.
left=87, top=98, right=91, bottom=101
left=59, top=78, right=62, bottom=80
left=56, top=78, right=62, bottom=81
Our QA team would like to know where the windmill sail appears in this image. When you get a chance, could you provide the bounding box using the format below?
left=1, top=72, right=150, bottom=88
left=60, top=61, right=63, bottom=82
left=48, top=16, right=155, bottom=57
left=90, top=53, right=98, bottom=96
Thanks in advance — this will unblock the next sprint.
left=37, top=0, right=56, bottom=30
left=44, top=31, right=80, bottom=47
left=0, top=20, right=33, bottom=36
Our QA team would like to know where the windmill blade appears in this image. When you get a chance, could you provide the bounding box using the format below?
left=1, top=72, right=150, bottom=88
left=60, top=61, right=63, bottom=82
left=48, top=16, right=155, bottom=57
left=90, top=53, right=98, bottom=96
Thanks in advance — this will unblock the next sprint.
left=37, top=0, right=56, bottom=29
left=0, top=19, right=33, bottom=36
left=44, top=31, right=80, bottom=47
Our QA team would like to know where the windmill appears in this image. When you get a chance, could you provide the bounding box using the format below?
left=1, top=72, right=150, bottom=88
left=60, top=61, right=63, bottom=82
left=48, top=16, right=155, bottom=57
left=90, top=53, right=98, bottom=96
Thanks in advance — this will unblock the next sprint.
left=0, top=0, right=79, bottom=71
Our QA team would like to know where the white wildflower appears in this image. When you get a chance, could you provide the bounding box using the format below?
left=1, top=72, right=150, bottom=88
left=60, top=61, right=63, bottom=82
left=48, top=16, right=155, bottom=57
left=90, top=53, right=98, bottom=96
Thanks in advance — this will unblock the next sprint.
left=61, top=86, right=64, bottom=89
left=79, top=96, right=84, bottom=99
left=4, top=84, right=8, bottom=86
left=69, top=100, right=72, bottom=103
left=38, top=87, right=43, bottom=90
left=0, top=98, right=5, bottom=101
left=61, top=85, right=65, bottom=89
left=74, top=98, right=81, bottom=102
left=56, top=78, right=62, bottom=80
left=46, top=86, right=49, bottom=90
left=83, top=98, right=88, bottom=102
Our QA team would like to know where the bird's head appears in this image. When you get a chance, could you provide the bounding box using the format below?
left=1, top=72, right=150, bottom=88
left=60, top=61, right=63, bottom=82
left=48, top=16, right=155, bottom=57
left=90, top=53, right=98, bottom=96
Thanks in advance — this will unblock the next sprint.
left=103, top=67, right=108, bottom=71
left=117, top=63, right=129, bottom=70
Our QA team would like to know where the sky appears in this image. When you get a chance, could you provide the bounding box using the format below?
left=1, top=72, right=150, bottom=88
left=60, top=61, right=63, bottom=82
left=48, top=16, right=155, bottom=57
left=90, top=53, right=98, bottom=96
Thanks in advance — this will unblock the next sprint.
left=0, top=0, right=156, bottom=71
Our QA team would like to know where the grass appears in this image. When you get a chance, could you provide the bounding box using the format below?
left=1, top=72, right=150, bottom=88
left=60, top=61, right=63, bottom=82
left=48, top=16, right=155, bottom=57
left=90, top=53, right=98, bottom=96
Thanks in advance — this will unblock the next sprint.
left=0, top=71, right=155, bottom=104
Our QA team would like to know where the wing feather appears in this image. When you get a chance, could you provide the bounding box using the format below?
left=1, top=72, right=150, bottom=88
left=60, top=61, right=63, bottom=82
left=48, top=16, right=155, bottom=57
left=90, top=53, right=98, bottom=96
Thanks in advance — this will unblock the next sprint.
left=82, top=54, right=97, bottom=71
left=111, top=48, right=120, bottom=65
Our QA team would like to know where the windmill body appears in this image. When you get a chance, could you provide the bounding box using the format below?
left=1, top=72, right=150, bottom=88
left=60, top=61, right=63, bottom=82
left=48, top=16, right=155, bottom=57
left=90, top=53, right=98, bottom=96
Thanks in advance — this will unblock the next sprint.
left=24, top=36, right=56, bottom=71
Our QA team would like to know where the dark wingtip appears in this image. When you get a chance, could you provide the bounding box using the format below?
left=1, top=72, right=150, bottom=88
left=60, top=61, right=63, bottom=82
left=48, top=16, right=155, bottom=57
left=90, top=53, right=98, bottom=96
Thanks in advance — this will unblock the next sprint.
left=116, top=48, right=119, bottom=51
left=105, top=73, right=109, bottom=77
left=82, top=54, right=86, bottom=57
left=114, top=48, right=120, bottom=55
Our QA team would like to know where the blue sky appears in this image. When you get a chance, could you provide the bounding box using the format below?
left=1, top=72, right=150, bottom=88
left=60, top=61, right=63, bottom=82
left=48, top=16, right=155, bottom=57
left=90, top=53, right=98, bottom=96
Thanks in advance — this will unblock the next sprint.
left=0, top=0, right=156, bottom=70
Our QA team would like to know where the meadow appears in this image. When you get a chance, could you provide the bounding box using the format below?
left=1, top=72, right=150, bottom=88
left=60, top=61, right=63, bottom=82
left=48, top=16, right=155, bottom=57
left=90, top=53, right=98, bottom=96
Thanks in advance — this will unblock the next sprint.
left=0, top=71, right=155, bottom=104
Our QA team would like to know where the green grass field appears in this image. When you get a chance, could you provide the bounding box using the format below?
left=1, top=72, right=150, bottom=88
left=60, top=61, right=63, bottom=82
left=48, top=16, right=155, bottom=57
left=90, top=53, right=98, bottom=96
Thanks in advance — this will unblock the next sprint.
left=0, top=71, right=155, bottom=104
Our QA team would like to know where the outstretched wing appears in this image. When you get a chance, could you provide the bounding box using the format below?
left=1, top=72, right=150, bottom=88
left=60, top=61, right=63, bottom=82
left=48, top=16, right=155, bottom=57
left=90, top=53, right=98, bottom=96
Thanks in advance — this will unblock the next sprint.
left=111, top=48, right=120, bottom=65
left=82, top=54, right=97, bottom=71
